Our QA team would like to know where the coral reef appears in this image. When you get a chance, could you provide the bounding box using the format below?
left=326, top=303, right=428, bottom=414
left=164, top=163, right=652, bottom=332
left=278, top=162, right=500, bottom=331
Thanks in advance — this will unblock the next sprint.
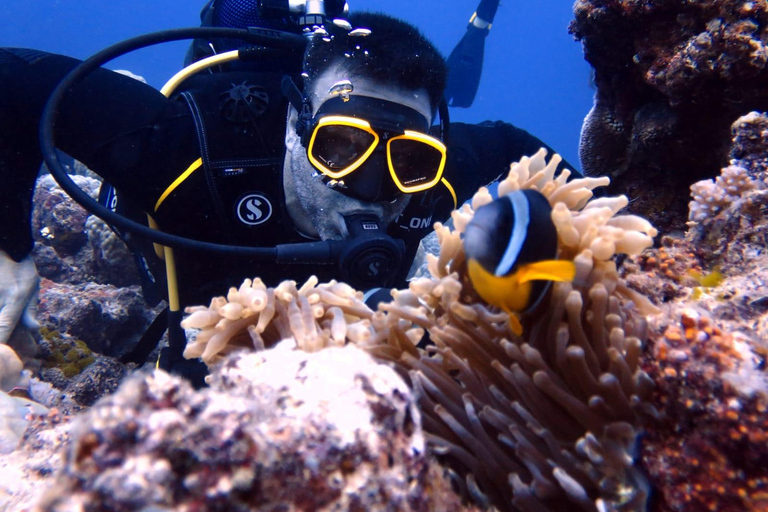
left=84, top=215, right=135, bottom=269
left=34, top=326, right=130, bottom=407
left=688, top=164, right=759, bottom=224
left=181, top=149, right=660, bottom=511
left=638, top=303, right=768, bottom=512
left=616, top=110, right=768, bottom=511
left=570, top=0, right=768, bottom=233
left=31, top=174, right=141, bottom=287
left=688, top=112, right=768, bottom=266
left=34, top=344, right=468, bottom=512
left=0, top=173, right=161, bottom=479
left=569, top=11, right=768, bottom=508
left=31, top=174, right=98, bottom=257
left=0, top=406, right=73, bottom=510
left=685, top=111, right=768, bottom=341
left=37, top=326, right=95, bottom=379
left=36, top=278, right=159, bottom=359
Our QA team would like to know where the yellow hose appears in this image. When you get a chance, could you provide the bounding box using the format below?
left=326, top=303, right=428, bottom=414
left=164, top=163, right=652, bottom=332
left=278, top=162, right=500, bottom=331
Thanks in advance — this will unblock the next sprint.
left=160, top=50, right=239, bottom=96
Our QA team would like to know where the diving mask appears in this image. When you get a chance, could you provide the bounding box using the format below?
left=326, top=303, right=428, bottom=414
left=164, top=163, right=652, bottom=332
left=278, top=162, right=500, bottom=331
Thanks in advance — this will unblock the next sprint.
left=301, top=95, right=447, bottom=200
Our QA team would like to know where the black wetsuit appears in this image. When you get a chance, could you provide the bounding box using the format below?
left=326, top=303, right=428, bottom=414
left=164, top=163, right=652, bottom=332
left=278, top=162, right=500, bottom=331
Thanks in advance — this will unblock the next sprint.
left=0, top=48, right=576, bottom=308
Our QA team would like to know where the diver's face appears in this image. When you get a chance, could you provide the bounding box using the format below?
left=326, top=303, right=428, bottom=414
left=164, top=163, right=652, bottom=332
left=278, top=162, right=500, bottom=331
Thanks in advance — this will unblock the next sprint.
left=284, top=65, right=433, bottom=240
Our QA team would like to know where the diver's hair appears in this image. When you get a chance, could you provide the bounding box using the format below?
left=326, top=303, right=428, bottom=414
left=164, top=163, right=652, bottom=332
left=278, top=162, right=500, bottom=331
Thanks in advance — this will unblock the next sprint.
left=302, top=12, right=447, bottom=115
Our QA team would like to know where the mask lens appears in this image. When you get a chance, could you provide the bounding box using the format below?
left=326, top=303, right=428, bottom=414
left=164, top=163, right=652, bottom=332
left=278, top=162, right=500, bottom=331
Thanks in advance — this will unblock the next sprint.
left=311, top=124, right=376, bottom=174
left=388, top=138, right=444, bottom=190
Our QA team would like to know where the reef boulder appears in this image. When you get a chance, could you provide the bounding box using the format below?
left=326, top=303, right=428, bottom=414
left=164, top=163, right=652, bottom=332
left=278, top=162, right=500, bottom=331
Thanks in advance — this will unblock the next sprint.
left=34, top=343, right=468, bottom=512
left=571, top=0, right=768, bottom=233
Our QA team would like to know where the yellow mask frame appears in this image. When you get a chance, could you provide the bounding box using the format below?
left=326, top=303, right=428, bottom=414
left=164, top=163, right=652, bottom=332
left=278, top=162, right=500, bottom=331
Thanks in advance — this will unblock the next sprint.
left=306, top=115, right=447, bottom=194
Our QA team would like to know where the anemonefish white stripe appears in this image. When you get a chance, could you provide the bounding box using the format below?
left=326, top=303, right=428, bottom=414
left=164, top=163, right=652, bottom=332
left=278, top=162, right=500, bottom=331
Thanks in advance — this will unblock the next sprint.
left=495, top=192, right=530, bottom=276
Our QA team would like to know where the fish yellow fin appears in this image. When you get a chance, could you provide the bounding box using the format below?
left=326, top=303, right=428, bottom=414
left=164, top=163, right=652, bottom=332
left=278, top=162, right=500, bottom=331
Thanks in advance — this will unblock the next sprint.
left=507, top=312, right=523, bottom=336
left=516, top=260, right=576, bottom=284
left=468, top=258, right=531, bottom=313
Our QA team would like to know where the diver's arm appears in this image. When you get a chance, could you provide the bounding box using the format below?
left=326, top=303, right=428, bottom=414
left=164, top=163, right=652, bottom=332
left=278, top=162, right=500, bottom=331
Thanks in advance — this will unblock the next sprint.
left=0, top=49, right=191, bottom=261
left=444, top=121, right=581, bottom=205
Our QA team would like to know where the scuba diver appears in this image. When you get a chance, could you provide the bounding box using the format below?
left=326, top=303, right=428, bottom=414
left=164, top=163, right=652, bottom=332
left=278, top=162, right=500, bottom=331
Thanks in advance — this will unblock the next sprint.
left=0, top=5, right=577, bottom=386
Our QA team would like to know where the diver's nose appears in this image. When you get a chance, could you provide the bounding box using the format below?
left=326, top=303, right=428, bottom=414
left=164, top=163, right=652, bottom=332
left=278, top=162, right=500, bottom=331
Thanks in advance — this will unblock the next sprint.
left=343, top=147, right=400, bottom=202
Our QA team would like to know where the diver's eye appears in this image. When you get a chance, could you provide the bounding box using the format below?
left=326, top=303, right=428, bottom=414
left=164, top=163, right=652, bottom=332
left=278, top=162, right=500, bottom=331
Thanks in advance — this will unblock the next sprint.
left=312, top=125, right=376, bottom=169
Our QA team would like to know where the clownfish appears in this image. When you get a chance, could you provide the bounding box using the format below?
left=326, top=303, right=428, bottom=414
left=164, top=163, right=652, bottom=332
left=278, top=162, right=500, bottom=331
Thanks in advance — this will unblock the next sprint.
left=464, top=189, right=576, bottom=335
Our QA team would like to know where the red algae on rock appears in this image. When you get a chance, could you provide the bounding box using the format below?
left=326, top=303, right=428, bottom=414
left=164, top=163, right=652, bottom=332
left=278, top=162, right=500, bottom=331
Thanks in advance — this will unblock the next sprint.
left=641, top=308, right=768, bottom=512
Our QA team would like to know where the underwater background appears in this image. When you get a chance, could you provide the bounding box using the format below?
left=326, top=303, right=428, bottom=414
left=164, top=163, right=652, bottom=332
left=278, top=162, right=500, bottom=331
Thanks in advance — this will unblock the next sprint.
left=0, top=0, right=593, bottom=169
left=2, top=1, right=768, bottom=511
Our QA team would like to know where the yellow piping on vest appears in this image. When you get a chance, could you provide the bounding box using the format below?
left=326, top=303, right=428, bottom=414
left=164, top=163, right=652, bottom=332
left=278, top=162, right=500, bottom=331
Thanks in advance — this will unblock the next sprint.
left=154, top=157, right=203, bottom=212
left=160, top=50, right=240, bottom=96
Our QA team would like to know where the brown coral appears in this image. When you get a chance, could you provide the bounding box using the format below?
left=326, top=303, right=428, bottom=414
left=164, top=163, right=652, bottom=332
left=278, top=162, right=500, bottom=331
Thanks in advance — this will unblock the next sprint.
left=571, top=0, right=768, bottom=234
left=182, top=149, right=660, bottom=511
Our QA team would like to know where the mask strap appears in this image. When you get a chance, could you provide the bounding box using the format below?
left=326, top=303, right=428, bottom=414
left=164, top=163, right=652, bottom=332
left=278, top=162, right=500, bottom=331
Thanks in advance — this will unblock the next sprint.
left=438, top=97, right=450, bottom=141
left=281, top=75, right=313, bottom=141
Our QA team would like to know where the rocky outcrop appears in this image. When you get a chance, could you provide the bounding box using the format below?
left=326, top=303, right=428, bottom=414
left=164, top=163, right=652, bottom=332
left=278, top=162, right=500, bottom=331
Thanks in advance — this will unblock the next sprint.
left=571, top=0, right=768, bottom=233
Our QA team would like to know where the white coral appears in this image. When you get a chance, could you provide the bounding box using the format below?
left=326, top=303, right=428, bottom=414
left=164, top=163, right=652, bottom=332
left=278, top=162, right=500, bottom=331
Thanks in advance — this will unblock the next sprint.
left=689, top=164, right=759, bottom=223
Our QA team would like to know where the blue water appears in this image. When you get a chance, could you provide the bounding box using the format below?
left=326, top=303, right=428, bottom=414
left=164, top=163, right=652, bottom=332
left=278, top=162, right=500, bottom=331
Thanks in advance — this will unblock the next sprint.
left=1, top=0, right=592, bottom=169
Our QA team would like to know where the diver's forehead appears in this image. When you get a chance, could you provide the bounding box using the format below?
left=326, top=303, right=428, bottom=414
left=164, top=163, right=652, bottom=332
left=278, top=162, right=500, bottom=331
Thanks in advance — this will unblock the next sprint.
left=308, top=65, right=432, bottom=123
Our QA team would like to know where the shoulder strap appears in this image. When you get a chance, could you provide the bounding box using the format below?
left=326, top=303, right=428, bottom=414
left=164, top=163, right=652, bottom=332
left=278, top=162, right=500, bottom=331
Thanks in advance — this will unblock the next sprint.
left=179, top=90, right=233, bottom=239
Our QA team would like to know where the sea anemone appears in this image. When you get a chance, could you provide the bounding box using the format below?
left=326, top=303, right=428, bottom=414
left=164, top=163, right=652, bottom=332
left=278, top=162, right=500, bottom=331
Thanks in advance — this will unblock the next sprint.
left=182, top=149, right=660, bottom=511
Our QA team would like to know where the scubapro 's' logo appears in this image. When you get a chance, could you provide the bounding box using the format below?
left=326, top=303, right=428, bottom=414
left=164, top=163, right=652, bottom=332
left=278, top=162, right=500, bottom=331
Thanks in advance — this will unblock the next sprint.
left=236, top=193, right=272, bottom=226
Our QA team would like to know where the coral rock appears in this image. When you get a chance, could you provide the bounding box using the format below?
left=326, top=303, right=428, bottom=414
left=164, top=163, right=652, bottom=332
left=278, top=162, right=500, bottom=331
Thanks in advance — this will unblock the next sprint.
left=35, top=343, right=467, bottom=512
left=618, top=109, right=768, bottom=511
left=0, top=406, right=71, bottom=509
left=36, top=278, right=159, bottom=359
left=31, top=174, right=142, bottom=287
left=642, top=306, right=768, bottom=512
left=571, top=0, right=768, bottom=233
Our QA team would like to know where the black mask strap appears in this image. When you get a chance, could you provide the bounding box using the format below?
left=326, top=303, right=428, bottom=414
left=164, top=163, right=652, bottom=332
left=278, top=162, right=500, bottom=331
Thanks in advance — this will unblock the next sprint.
left=281, top=75, right=312, bottom=139
left=438, top=97, right=450, bottom=142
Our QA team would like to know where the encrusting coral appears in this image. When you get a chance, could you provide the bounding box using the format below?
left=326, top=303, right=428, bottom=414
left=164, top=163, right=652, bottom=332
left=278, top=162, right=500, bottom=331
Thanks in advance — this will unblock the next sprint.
left=613, top=109, right=768, bottom=512
left=181, top=149, right=660, bottom=512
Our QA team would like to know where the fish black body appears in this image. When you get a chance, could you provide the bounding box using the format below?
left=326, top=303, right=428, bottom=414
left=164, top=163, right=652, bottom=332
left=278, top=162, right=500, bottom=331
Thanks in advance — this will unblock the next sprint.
left=464, top=189, right=575, bottom=334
